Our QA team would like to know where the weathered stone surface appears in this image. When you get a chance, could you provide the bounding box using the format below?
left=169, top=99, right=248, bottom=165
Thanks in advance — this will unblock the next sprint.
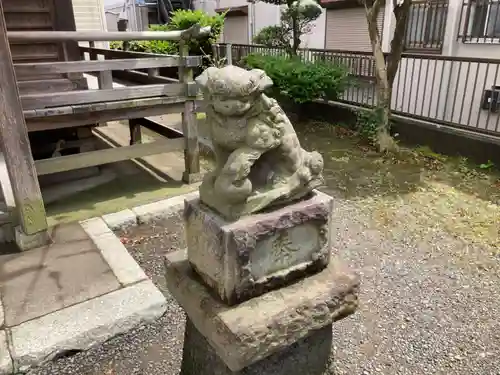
left=0, top=293, right=4, bottom=328
left=14, top=226, right=50, bottom=251
left=102, top=209, right=137, bottom=230
left=132, top=191, right=199, bottom=224
left=0, top=222, right=14, bottom=244
left=165, top=249, right=359, bottom=372
left=180, top=319, right=333, bottom=375
left=0, top=330, right=12, bottom=375
left=195, top=65, right=324, bottom=220
left=10, top=280, right=166, bottom=373
left=185, top=191, right=333, bottom=304
left=0, top=223, right=121, bottom=327
left=82, top=217, right=148, bottom=286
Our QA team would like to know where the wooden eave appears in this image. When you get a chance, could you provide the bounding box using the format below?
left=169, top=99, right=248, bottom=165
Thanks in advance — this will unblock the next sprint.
left=320, top=0, right=362, bottom=10
left=215, top=5, right=248, bottom=16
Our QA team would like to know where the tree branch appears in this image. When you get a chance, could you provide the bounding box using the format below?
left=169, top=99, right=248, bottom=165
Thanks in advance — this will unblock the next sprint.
left=386, top=0, right=411, bottom=85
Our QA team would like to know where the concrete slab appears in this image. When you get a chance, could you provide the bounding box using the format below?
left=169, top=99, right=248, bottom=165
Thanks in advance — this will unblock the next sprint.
left=9, top=279, right=167, bottom=373
left=82, top=217, right=148, bottom=286
left=0, top=223, right=121, bottom=327
left=0, top=212, right=168, bottom=373
left=42, top=168, right=117, bottom=205
left=0, top=330, right=12, bottom=375
left=102, top=209, right=137, bottom=231
left=132, top=191, right=199, bottom=224
left=94, top=122, right=188, bottom=182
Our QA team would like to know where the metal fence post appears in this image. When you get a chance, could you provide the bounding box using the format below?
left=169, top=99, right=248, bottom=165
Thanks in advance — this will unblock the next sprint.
left=226, top=43, right=233, bottom=65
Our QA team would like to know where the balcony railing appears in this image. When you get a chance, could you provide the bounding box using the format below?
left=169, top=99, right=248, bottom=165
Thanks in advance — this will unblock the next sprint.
left=458, top=0, right=500, bottom=43
left=404, top=0, right=449, bottom=53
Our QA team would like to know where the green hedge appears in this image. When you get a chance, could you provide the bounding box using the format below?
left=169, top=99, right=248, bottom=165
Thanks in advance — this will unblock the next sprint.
left=242, top=54, right=352, bottom=104
left=110, top=10, right=224, bottom=56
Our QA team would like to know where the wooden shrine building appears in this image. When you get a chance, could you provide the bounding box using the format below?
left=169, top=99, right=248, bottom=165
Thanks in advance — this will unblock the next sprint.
left=0, top=0, right=205, bottom=250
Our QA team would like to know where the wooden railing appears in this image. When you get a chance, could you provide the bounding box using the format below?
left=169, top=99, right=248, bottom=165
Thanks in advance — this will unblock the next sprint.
left=11, top=25, right=208, bottom=181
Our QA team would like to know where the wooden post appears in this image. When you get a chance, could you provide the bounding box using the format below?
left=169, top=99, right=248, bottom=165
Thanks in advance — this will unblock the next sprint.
left=96, top=49, right=113, bottom=128
left=117, top=19, right=129, bottom=51
left=0, top=2, right=48, bottom=238
left=179, top=41, right=200, bottom=184
left=148, top=68, right=159, bottom=78
left=89, top=41, right=98, bottom=61
left=129, top=118, right=142, bottom=145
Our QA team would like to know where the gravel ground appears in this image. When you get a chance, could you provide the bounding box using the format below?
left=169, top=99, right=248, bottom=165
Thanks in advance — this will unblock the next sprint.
left=28, top=192, right=500, bottom=375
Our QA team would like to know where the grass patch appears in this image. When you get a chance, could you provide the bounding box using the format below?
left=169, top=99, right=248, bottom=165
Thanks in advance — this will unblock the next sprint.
left=298, top=121, right=500, bottom=252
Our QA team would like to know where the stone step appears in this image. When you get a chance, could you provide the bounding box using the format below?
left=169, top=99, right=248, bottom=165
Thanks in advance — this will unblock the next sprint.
left=0, top=205, right=11, bottom=225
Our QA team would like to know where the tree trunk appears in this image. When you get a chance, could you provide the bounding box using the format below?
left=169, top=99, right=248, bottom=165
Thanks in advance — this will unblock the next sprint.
left=364, top=0, right=411, bottom=152
left=291, top=14, right=300, bottom=56
left=365, top=0, right=396, bottom=151
left=375, top=79, right=395, bottom=152
left=286, top=0, right=300, bottom=56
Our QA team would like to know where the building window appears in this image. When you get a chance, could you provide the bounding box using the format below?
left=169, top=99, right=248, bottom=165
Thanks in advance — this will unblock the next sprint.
left=404, top=0, right=449, bottom=53
left=459, top=0, right=500, bottom=41
left=471, top=0, right=500, bottom=38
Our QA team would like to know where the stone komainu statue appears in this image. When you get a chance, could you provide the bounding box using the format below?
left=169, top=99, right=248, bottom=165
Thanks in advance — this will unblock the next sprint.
left=195, top=65, right=324, bottom=220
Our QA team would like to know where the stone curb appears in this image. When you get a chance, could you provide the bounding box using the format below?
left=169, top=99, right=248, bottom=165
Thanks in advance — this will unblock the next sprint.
left=9, top=280, right=166, bottom=373
left=81, top=217, right=148, bottom=286
left=0, top=296, right=4, bottom=329
left=101, top=191, right=199, bottom=231
left=0, top=330, right=12, bottom=375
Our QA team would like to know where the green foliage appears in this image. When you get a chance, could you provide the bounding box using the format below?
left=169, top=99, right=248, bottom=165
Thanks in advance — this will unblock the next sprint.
left=355, top=107, right=385, bottom=142
left=252, top=26, right=288, bottom=48
left=163, top=10, right=224, bottom=56
left=108, top=10, right=224, bottom=55
left=254, top=0, right=323, bottom=56
left=109, top=41, right=122, bottom=50
left=415, top=145, right=448, bottom=162
left=243, top=54, right=351, bottom=104
left=479, top=160, right=495, bottom=170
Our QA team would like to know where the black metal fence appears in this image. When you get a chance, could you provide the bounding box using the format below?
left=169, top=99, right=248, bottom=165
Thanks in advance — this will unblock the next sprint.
left=213, top=43, right=500, bottom=137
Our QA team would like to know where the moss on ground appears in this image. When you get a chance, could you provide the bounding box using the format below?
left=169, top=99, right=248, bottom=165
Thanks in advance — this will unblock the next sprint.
left=46, top=173, right=197, bottom=226
left=298, top=121, right=500, bottom=252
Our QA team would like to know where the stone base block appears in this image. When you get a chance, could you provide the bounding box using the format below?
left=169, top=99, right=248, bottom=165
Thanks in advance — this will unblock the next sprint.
left=182, top=171, right=204, bottom=184
left=184, top=190, right=333, bottom=305
left=14, top=226, right=51, bottom=251
left=165, top=249, right=359, bottom=372
left=180, top=319, right=333, bottom=375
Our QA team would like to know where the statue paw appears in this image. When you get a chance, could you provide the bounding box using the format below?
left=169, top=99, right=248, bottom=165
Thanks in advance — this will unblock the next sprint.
left=214, top=176, right=253, bottom=204
left=308, top=151, right=324, bottom=176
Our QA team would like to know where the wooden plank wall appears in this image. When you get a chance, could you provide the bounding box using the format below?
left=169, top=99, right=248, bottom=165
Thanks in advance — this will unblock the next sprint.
left=5, top=0, right=61, bottom=81
left=5, top=0, right=82, bottom=85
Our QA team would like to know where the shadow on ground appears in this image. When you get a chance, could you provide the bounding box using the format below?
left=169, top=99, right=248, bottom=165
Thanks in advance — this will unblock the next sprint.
left=297, top=121, right=500, bottom=205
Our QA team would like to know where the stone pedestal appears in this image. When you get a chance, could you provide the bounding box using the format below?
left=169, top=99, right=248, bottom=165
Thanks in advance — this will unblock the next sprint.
left=165, top=250, right=358, bottom=375
left=165, top=191, right=359, bottom=375
left=181, top=320, right=333, bottom=375
left=184, top=191, right=333, bottom=305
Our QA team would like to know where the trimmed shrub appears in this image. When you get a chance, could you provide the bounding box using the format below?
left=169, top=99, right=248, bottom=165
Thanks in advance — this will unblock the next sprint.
left=252, top=26, right=289, bottom=48
left=110, top=9, right=224, bottom=56
left=243, top=54, right=352, bottom=104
